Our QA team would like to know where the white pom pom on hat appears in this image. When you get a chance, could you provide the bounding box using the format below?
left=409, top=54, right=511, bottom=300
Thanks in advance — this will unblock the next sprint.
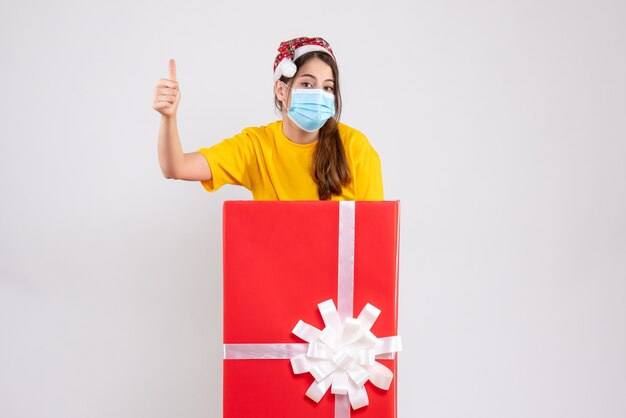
left=273, top=36, right=336, bottom=81
left=275, top=58, right=297, bottom=80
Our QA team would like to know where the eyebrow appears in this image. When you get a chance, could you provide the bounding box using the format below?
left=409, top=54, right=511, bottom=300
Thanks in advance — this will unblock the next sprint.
left=299, top=73, right=335, bottom=83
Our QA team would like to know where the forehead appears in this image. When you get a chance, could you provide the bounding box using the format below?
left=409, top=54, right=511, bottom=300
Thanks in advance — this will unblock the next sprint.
left=296, top=57, right=334, bottom=80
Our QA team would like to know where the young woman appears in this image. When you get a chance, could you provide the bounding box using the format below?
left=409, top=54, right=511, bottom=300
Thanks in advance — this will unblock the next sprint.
left=152, top=36, right=383, bottom=200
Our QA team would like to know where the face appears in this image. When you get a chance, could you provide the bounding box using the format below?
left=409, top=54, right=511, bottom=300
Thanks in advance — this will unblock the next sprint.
left=275, top=57, right=336, bottom=112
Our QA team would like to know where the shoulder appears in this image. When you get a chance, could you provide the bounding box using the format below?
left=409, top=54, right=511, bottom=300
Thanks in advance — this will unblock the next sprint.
left=240, top=120, right=280, bottom=140
left=337, top=122, right=379, bottom=157
left=337, top=121, right=368, bottom=143
left=214, top=122, right=278, bottom=151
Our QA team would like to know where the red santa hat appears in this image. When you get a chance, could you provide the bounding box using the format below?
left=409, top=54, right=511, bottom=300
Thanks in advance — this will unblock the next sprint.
left=273, top=36, right=336, bottom=81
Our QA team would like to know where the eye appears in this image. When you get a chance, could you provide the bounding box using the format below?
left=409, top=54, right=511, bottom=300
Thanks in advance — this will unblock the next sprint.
left=324, top=86, right=335, bottom=92
left=300, top=82, right=313, bottom=88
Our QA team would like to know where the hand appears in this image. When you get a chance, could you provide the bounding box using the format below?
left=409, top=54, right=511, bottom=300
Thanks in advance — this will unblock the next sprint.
left=152, top=58, right=180, bottom=117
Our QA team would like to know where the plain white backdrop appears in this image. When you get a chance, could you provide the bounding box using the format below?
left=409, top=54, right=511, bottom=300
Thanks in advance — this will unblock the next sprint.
left=1, top=0, right=625, bottom=417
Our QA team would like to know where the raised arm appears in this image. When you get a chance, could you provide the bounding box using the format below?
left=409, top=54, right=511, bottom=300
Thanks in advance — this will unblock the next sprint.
left=152, top=59, right=212, bottom=181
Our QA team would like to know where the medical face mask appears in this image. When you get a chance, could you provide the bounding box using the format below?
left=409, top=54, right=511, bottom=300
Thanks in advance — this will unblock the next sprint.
left=284, top=85, right=336, bottom=132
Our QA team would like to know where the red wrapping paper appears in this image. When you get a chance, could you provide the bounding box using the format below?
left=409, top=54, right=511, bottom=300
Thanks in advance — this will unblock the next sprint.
left=222, top=200, right=400, bottom=417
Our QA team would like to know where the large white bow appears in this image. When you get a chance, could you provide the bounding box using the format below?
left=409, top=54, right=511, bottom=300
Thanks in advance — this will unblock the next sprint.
left=290, top=299, right=402, bottom=410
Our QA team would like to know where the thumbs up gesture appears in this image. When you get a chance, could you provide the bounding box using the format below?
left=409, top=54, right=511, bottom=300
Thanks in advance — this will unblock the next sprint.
left=152, top=58, right=181, bottom=117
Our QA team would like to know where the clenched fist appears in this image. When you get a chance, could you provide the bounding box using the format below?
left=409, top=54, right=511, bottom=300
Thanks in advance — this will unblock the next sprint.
left=152, top=58, right=180, bottom=117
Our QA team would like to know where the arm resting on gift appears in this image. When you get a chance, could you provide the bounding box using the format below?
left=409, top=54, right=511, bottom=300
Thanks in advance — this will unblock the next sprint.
left=158, top=115, right=213, bottom=181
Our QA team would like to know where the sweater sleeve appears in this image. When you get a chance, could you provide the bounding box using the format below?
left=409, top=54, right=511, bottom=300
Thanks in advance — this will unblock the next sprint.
left=196, top=129, right=258, bottom=192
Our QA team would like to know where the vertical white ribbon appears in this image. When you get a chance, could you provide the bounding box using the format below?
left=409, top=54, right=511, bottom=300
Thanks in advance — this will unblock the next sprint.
left=335, top=391, right=351, bottom=418
left=335, top=201, right=356, bottom=418
left=337, top=200, right=355, bottom=320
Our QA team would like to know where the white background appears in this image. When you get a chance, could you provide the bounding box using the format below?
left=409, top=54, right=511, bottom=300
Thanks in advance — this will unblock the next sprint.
left=1, top=0, right=625, bottom=417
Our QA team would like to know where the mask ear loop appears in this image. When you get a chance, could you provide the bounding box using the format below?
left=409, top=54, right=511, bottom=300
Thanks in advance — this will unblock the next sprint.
left=280, top=80, right=293, bottom=111
left=281, top=80, right=292, bottom=93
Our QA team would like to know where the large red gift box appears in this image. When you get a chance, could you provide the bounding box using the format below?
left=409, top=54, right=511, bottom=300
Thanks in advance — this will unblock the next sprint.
left=222, top=201, right=401, bottom=418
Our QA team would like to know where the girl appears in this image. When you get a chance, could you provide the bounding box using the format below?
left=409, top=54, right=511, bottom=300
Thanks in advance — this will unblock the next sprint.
left=152, top=36, right=383, bottom=201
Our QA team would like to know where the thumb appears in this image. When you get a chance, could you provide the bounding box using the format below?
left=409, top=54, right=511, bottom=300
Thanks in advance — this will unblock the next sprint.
left=169, top=58, right=177, bottom=81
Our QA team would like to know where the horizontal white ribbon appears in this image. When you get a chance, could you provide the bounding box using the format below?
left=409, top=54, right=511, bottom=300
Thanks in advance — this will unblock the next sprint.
left=223, top=343, right=396, bottom=360
left=223, top=343, right=307, bottom=359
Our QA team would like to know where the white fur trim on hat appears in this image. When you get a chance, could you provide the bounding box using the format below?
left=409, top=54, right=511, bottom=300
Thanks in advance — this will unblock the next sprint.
left=293, top=44, right=334, bottom=61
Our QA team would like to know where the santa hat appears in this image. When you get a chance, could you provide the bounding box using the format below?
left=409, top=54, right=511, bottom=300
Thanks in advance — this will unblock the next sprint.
left=273, top=36, right=336, bottom=81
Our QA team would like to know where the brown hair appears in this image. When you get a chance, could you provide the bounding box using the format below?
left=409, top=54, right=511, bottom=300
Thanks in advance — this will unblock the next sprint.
left=274, top=51, right=351, bottom=200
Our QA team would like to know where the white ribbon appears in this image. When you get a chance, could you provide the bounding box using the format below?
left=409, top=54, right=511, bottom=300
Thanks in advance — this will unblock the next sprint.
left=223, top=343, right=308, bottom=359
left=223, top=201, right=402, bottom=417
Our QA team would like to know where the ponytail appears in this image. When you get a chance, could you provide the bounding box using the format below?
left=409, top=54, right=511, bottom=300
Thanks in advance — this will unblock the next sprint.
left=312, top=118, right=351, bottom=200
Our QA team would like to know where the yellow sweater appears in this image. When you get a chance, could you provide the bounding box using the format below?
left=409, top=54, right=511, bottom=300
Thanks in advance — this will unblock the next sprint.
left=196, top=120, right=383, bottom=200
